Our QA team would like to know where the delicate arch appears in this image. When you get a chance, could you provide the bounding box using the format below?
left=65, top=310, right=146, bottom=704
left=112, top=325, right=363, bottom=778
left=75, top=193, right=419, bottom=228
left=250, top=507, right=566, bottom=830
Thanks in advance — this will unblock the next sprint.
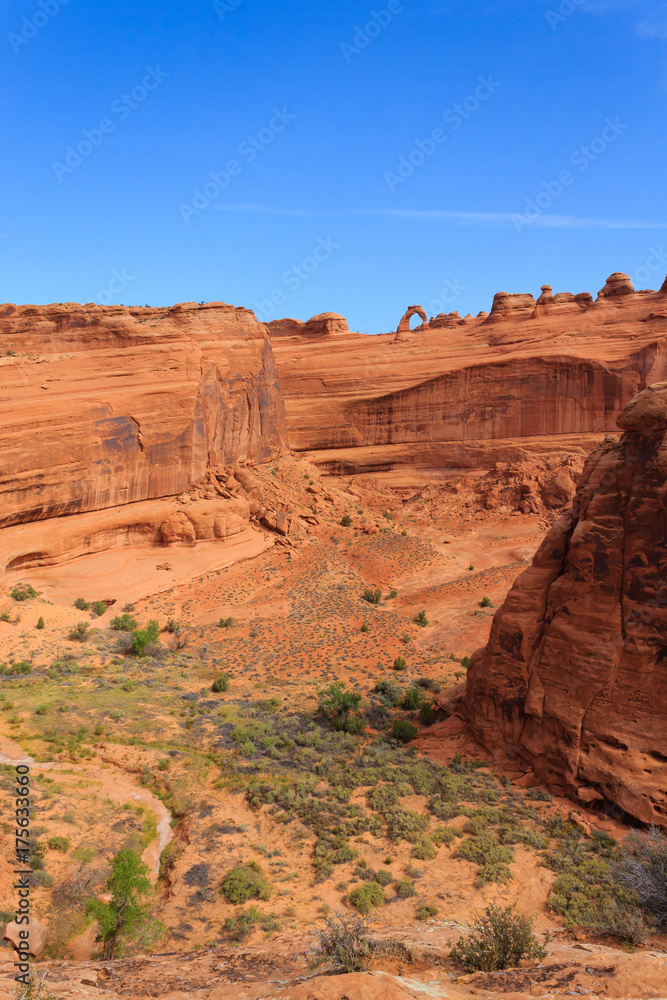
left=396, top=305, right=428, bottom=334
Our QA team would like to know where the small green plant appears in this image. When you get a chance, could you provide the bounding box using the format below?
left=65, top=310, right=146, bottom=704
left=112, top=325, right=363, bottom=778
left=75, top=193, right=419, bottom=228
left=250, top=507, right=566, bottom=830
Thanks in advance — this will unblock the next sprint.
left=0, top=612, right=9, bottom=622
left=221, top=862, right=271, bottom=905
left=467, top=564, right=474, bottom=571
left=480, top=597, right=493, bottom=608
left=362, top=588, right=382, bottom=605
left=416, top=904, right=438, bottom=920
left=111, top=613, right=138, bottom=631
left=68, top=622, right=90, bottom=642
left=223, top=905, right=280, bottom=941
left=401, top=687, right=423, bottom=710
left=449, top=904, right=546, bottom=972
left=48, top=836, right=71, bottom=852
left=131, top=620, right=160, bottom=656
left=393, top=656, right=407, bottom=672
left=157, top=759, right=170, bottom=771
left=461, top=655, right=471, bottom=668
left=318, top=682, right=364, bottom=734
left=212, top=674, right=230, bottom=693
left=360, top=621, right=369, bottom=633
left=164, top=619, right=181, bottom=633
left=11, top=584, right=39, bottom=602
left=85, top=849, right=152, bottom=959
left=389, top=720, right=418, bottom=744
left=348, top=881, right=385, bottom=915
left=389, top=589, right=398, bottom=599
left=401, top=633, right=410, bottom=644
left=413, top=610, right=429, bottom=627
left=341, top=515, right=352, bottom=527
left=91, top=601, right=108, bottom=616
left=218, top=616, right=234, bottom=628
left=395, top=877, right=416, bottom=899
left=74, top=597, right=90, bottom=610
left=419, top=704, right=436, bottom=726
left=36, top=616, right=45, bottom=630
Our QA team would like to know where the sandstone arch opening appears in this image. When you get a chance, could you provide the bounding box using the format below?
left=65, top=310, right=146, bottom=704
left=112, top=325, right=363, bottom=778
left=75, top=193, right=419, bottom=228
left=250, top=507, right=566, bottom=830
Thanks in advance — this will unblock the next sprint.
left=397, top=305, right=428, bottom=334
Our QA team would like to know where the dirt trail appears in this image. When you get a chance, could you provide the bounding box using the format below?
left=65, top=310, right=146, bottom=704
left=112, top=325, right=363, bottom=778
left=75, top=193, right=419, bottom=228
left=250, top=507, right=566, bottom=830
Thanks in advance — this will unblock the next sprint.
left=0, top=733, right=172, bottom=880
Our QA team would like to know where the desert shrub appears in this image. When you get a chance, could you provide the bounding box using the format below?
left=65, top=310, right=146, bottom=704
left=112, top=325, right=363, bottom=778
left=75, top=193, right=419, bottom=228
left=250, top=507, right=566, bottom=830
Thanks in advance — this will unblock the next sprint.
left=36, top=616, right=45, bottom=630
left=360, top=621, right=369, bottom=632
left=419, top=704, right=436, bottom=726
left=111, top=614, right=138, bottom=631
left=362, top=588, right=382, bottom=605
left=367, top=784, right=399, bottom=812
left=348, top=881, right=385, bottom=915
left=412, top=836, right=437, bottom=860
left=392, top=656, right=407, bottom=672
left=461, top=655, right=470, bottom=667
left=318, top=682, right=364, bottom=734
left=374, top=679, right=402, bottom=707
left=164, top=619, right=181, bottom=633
left=612, top=826, right=667, bottom=928
left=219, top=617, right=234, bottom=628
left=221, top=862, right=271, bottom=905
left=0, top=613, right=9, bottom=622
left=394, top=877, right=416, bottom=899
left=74, top=597, right=90, bottom=610
left=456, top=831, right=514, bottom=886
left=384, top=808, right=429, bottom=843
left=11, top=584, right=39, bottom=602
left=450, top=904, right=546, bottom=972
left=432, top=825, right=460, bottom=847
left=131, top=621, right=160, bottom=656
left=68, top=622, right=90, bottom=642
left=47, top=836, right=70, bottom=852
left=212, top=674, right=230, bottom=693
left=31, top=870, right=54, bottom=888
left=340, top=515, right=352, bottom=527
left=223, top=905, right=279, bottom=940
left=374, top=870, right=393, bottom=887
left=11, top=661, right=32, bottom=675
left=309, top=912, right=372, bottom=972
left=413, top=610, right=429, bottom=627
left=401, top=687, right=423, bottom=711
left=389, top=720, right=417, bottom=744
left=416, top=904, right=438, bottom=920
left=480, top=596, right=493, bottom=608
left=91, top=601, right=107, bottom=616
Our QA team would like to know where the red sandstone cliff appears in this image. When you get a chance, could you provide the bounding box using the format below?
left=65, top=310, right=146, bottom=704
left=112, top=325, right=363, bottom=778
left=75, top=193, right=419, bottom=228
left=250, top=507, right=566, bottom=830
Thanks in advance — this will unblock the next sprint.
left=0, top=301, right=286, bottom=529
left=465, top=382, right=667, bottom=826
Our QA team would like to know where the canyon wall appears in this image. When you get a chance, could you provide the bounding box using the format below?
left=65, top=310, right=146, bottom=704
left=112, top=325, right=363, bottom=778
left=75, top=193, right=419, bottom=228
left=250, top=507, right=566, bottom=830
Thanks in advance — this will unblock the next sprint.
left=465, top=383, right=667, bottom=826
left=0, top=301, right=286, bottom=530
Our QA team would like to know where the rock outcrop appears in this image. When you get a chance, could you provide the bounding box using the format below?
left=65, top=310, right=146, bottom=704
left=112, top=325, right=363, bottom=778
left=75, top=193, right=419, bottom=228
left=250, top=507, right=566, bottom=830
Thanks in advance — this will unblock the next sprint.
left=0, top=301, right=286, bottom=530
left=485, top=291, right=536, bottom=323
left=396, top=305, right=428, bottom=333
left=466, top=383, right=667, bottom=826
left=598, top=271, right=635, bottom=298
left=266, top=312, right=348, bottom=338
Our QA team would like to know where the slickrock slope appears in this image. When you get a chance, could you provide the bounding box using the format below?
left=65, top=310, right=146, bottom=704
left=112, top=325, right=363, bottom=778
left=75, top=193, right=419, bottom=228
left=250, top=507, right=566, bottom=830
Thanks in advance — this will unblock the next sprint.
left=465, top=383, right=667, bottom=826
left=269, top=275, right=667, bottom=471
left=0, top=301, right=286, bottom=529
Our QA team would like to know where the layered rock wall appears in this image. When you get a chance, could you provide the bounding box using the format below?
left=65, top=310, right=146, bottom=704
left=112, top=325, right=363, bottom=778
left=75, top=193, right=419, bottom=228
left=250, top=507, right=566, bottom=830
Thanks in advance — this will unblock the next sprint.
left=465, top=383, right=667, bottom=826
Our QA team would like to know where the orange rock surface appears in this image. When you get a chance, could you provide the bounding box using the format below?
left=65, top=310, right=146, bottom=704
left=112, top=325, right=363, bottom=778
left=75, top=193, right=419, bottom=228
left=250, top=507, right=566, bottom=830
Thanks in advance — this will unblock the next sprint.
left=465, top=382, right=667, bottom=825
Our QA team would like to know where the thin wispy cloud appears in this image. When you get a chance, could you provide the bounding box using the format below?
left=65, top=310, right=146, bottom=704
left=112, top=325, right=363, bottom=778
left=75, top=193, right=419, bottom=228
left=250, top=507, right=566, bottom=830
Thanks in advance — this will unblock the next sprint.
left=210, top=204, right=667, bottom=230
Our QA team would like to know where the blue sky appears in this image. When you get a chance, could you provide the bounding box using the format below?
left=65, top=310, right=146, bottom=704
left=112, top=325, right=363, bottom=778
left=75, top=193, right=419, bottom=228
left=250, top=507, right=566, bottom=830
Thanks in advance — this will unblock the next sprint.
left=1, top=0, right=666, bottom=332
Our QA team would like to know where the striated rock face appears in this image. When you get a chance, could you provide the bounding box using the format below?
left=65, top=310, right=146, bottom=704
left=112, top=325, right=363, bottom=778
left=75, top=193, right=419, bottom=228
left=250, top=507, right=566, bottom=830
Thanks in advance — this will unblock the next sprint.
left=0, top=301, right=286, bottom=530
left=485, top=291, right=536, bottom=323
left=466, top=383, right=667, bottom=826
left=267, top=312, right=348, bottom=339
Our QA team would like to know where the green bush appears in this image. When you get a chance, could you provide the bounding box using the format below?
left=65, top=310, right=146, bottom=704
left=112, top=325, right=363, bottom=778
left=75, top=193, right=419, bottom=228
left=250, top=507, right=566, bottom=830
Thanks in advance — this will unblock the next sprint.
left=362, top=588, right=382, bottom=605
left=11, top=584, right=39, bottom=602
left=309, top=912, right=372, bottom=972
left=394, top=877, right=416, bottom=899
left=212, top=674, right=230, bottom=693
left=11, top=661, right=32, bottom=675
left=348, top=881, right=385, bottom=915
left=374, top=870, right=393, bottom=887
left=341, top=515, right=352, bottom=527
left=416, top=904, right=438, bottom=920
left=613, top=826, right=667, bottom=929
left=412, top=836, right=437, bottom=860
left=224, top=905, right=280, bottom=941
left=360, top=621, right=369, bottom=632
left=111, top=614, right=138, bottom=631
left=48, top=836, right=71, bottom=852
left=432, top=825, right=460, bottom=847
left=374, top=678, right=402, bottom=706
left=389, top=720, right=417, bottom=744
left=219, top=617, right=234, bottom=628
left=91, top=601, right=108, bottom=616
left=456, top=831, right=514, bottom=886
left=74, top=597, right=90, bottom=610
left=36, top=616, right=45, bottom=630
left=68, top=622, right=90, bottom=642
left=318, top=682, right=364, bottom=734
left=413, top=610, right=429, bottom=627
left=401, top=687, right=423, bottom=710
left=393, top=656, right=407, bottom=672
left=131, top=621, right=160, bottom=656
left=449, top=904, right=546, bottom=972
left=221, top=862, right=271, bottom=905
left=480, top=596, right=493, bottom=608
left=419, top=704, right=436, bottom=726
